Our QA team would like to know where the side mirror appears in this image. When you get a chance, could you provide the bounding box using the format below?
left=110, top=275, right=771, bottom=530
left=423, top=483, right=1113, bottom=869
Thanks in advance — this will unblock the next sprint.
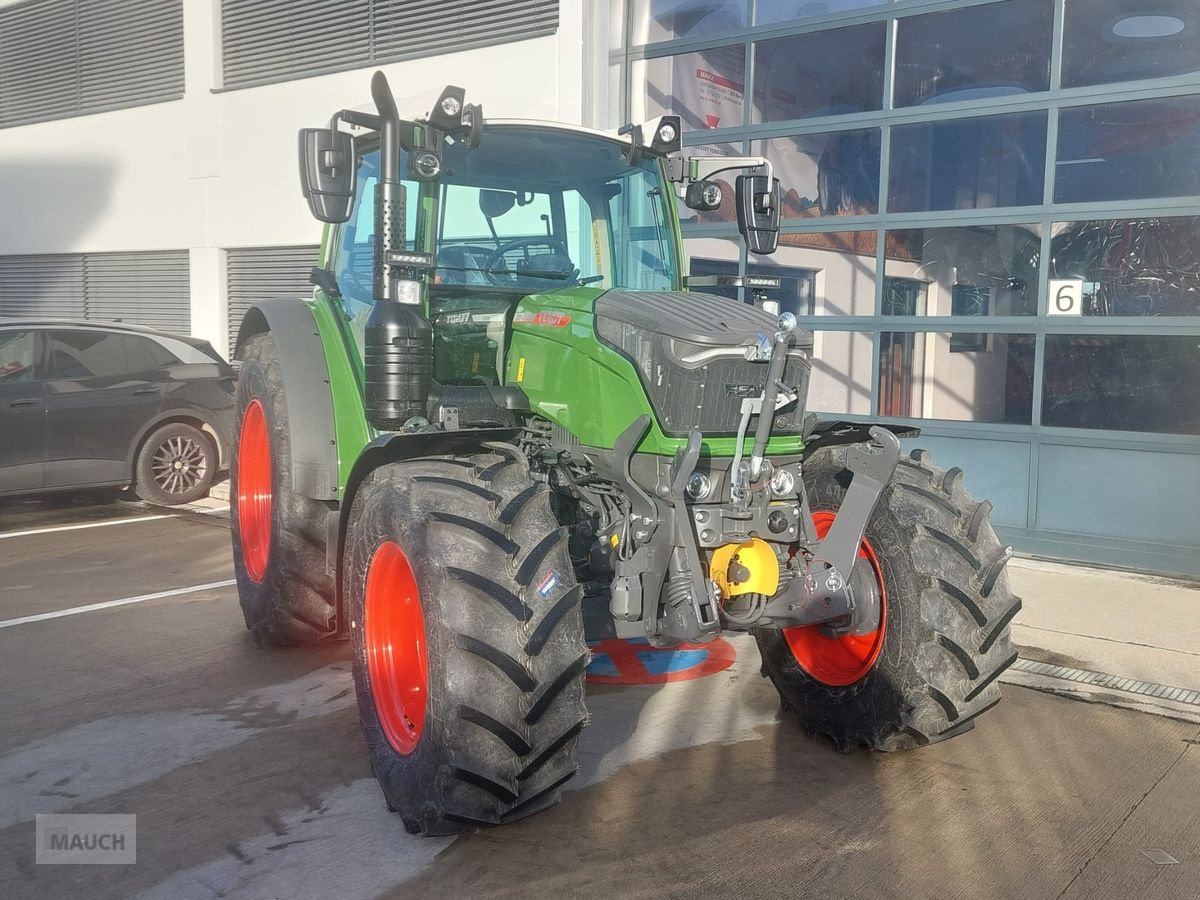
left=735, top=175, right=780, bottom=255
left=479, top=189, right=516, bottom=219
left=684, top=179, right=723, bottom=212
left=298, top=128, right=356, bottom=224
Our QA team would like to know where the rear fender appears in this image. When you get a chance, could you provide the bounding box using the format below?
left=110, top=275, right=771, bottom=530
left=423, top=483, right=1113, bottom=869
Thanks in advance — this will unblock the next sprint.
left=235, top=299, right=339, bottom=500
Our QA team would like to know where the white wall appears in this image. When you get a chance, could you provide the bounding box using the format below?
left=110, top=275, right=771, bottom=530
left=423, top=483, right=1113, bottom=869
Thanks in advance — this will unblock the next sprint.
left=0, top=0, right=588, bottom=353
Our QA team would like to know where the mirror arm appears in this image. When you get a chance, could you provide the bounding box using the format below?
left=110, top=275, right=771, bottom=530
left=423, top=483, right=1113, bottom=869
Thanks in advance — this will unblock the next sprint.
left=668, top=155, right=774, bottom=204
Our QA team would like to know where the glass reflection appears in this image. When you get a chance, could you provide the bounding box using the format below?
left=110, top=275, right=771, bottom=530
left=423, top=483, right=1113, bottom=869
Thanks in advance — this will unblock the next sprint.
left=809, top=331, right=874, bottom=415
left=1043, top=335, right=1200, bottom=433
left=1049, top=217, right=1200, bottom=316
left=889, top=112, right=1047, bottom=212
left=1063, top=0, right=1200, bottom=88
left=1056, top=95, right=1200, bottom=203
left=641, top=45, right=746, bottom=130
left=752, top=24, right=885, bottom=123
left=878, top=333, right=1034, bottom=423
left=883, top=225, right=1042, bottom=317
left=755, top=232, right=878, bottom=316
left=756, top=0, right=887, bottom=27
left=629, top=0, right=746, bottom=45
left=894, top=0, right=1052, bottom=108
left=757, top=130, right=881, bottom=220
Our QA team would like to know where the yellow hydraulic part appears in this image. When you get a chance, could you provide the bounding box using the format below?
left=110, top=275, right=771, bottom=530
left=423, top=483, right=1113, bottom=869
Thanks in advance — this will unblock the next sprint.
left=710, top=538, right=780, bottom=599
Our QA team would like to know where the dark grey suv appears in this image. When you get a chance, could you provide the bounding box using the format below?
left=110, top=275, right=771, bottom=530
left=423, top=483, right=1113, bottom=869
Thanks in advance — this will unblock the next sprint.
left=0, top=319, right=236, bottom=505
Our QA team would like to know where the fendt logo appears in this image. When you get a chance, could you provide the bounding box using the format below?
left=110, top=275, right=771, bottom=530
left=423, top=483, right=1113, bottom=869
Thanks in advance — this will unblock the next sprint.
left=724, top=382, right=763, bottom=398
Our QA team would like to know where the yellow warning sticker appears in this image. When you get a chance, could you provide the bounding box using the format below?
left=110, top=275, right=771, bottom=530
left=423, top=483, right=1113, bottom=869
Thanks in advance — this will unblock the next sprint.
left=516, top=357, right=526, bottom=383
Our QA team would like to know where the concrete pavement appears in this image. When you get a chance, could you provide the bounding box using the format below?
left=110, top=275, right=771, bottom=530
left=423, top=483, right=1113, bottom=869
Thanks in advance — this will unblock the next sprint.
left=1, top=494, right=1198, bottom=899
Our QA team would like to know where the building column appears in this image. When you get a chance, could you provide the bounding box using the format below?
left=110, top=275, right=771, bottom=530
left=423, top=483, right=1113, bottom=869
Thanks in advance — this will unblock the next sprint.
left=190, top=247, right=228, bottom=357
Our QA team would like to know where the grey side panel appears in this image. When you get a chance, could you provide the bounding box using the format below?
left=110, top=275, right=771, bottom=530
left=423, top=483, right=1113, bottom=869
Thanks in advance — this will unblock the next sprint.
left=236, top=298, right=339, bottom=500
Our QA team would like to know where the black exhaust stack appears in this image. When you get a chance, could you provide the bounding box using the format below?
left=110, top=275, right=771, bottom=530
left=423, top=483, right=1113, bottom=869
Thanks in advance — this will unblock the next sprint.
left=363, top=70, right=433, bottom=429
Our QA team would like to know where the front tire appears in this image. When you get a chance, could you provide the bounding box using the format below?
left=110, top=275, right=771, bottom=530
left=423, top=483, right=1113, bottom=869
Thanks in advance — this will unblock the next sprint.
left=755, top=447, right=1021, bottom=751
left=345, top=448, right=589, bottom=836
left=231, top=332, right=337, bottom=645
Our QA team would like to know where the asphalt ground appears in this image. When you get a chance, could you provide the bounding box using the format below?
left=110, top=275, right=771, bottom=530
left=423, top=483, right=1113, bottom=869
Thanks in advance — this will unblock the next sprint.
left=1, top=494, right=1198, bottom=899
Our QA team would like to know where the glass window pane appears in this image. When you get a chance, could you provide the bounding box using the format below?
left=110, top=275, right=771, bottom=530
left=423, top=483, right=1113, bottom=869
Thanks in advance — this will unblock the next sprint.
left=1049, top=217, right=1200, bottom=317
left=752, top=23, right=885, bottom=123
left=758, top=129, right=881, bottom=220
left=757, top=231, right=878, bottom=315
left=47, top=331, right=128, bottom=379
left=878, top=332, right=1034, bottom=422
left=809, top=330, right=874, bottom=414
left=894, top=0, right=1053, bottom=108
left=883, top=225, right=1042, bottom=316
left=639, top=45, right=746, bottom=130
left=889, top=112, right=1047, bottom=212
left=756, top=0, right=886, bottom=27
left=0, top=331, right=35, bottom=383
left=1043, top=335, right=1200, bottom=433
left=687, top=236, right=742, bottom=300
left=1063, top=0, right=1200, bottom=88
left=1055, top=95, right=1200, bottom=204
left=629, top=0, right=747, bottom=45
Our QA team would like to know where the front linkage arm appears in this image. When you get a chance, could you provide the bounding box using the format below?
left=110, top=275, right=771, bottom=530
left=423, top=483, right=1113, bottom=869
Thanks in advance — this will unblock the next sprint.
left=761, top=427, right=901, bottom=633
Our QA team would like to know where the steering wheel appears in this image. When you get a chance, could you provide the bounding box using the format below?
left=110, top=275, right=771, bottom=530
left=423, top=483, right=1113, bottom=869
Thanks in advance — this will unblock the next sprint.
left=484, top=236, right=577, bottom=285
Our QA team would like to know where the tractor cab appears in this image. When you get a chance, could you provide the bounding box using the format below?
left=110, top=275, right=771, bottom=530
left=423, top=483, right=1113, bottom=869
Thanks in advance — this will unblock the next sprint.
left=331, top=122, right=682, bottom=390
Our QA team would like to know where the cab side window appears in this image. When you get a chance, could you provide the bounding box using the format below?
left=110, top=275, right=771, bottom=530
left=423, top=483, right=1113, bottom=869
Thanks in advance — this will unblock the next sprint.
left=0, top=331, right=36, bottom=383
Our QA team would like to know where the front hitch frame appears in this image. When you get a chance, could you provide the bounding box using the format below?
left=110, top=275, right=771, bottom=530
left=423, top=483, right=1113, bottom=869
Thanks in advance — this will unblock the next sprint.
left=760, top=427, right=901, bottom=633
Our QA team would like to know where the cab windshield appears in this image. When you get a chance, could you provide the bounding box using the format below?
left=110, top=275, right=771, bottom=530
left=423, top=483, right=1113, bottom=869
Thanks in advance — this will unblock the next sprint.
left=432, top=125, right=679, bottom=293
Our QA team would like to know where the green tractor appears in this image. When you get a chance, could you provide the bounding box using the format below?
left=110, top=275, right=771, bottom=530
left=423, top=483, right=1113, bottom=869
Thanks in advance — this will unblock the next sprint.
left=230, top=71, right=1020, bottom=836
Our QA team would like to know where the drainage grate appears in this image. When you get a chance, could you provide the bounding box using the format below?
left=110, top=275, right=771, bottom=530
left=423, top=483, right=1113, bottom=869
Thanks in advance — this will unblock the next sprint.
left=1010, top=658, right=1200, bottom=708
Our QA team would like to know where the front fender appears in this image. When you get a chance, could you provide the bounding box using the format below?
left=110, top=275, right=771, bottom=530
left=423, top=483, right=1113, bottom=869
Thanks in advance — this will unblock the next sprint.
left=235, top=299, right=339, bottom=500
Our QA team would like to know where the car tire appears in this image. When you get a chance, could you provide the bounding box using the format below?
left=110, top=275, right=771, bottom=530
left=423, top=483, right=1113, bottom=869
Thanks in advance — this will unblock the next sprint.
left=134, top=422, right=217, bottom=506
left=232, top=332, right=338, bottom=645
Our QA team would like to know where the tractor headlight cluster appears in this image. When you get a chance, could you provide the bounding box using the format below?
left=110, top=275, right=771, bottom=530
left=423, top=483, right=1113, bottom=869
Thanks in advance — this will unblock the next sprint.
left=440, top=96, right=462, bottom=117
left=657, top=122, right=678, bottom=145
left=769, top=468, right=796, bottom=497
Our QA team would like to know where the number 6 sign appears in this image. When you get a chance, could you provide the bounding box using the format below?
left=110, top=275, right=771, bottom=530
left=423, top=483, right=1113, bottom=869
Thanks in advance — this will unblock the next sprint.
left=1048, top=279, right=1084, bottom=316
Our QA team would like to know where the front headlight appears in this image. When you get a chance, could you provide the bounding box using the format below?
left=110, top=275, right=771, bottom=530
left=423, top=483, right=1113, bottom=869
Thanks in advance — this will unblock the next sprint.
left=769, top=468, right=796, bottom=497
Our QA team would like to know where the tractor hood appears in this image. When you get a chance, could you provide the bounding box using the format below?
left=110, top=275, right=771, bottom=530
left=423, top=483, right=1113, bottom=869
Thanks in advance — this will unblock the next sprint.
left=592, top=290, right=813, bottom=439
left=594, top=290, right=812, bottom=349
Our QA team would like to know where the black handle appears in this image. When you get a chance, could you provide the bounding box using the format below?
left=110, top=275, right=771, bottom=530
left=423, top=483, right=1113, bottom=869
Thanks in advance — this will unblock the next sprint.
left=9, top=399, right=38, bottom=408
left=133, top=388, right=158, bottom=396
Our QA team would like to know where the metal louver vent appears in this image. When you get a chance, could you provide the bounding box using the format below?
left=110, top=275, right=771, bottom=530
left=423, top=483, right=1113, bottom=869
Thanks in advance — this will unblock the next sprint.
left=0, top=251, right=189, bottom=331
left=221, top=0, right=559, bottom=91
left=0, top=0, right=184, bottom=129
left=84, top=251, right=190, bottom=333
left=226, top=245, right=319, bottom=357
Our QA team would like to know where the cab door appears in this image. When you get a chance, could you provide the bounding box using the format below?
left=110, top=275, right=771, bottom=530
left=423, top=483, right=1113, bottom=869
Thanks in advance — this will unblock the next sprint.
left=43, top=330, right=164, bottom=488
left=0, top=329, right=46, bottom=493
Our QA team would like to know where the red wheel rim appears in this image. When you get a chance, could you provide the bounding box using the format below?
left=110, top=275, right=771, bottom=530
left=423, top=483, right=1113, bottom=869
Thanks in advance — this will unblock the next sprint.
left=364, top=541, right=428, bottom=755
left=783, top=511, right=887, bottom=686
left=237, top=399, right=271, bottom=583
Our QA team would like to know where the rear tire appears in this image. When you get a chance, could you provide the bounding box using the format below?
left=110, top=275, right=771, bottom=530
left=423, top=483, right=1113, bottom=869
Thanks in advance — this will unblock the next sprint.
left=231, top=332, right=337, bottom=645
left=345, top=448, right=588, bottom=836
left=134, top=422, right=216, bottom=506
left=755, top=447, right=1021, bottom=751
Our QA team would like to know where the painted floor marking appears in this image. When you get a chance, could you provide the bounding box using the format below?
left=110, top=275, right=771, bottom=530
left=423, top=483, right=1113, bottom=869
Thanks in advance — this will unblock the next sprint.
left=0, top=505, right=230, bottom=539
left=1010, top=657, right=1200, bottom=707
left=587, top=637, right=737, bottom=684
left=0, top=579, right=237, bottom=629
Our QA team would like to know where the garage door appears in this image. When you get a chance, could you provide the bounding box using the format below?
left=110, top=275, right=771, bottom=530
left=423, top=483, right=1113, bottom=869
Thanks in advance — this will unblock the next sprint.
left=226, top=245, right=319, bottom=357
left=0, top=251, right=189, bottom=332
